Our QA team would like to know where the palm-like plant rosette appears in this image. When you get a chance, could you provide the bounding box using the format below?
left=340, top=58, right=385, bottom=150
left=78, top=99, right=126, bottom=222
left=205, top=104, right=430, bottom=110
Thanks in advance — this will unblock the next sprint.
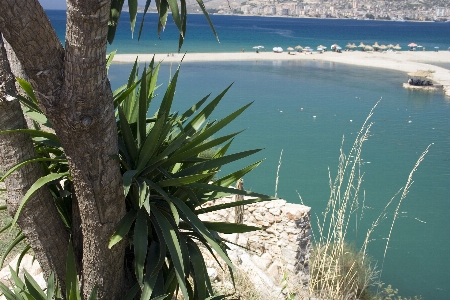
left=0, top=54, right=274, bottom=299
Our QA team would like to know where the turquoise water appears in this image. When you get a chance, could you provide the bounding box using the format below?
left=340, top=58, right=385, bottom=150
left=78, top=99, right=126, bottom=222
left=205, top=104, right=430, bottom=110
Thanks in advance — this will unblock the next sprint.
left=109, top=61, right=450, bottom=299
left=47, top=10, right=450, bottom=299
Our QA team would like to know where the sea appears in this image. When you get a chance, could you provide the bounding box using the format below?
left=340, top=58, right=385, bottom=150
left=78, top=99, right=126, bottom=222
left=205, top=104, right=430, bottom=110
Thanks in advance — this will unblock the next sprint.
left=46, top=10, right=450, bottom=299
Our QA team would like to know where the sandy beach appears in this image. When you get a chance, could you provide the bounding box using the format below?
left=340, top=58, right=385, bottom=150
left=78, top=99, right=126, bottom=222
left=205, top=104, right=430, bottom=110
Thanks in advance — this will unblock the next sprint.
left=113, top=51, right=450, bottom=97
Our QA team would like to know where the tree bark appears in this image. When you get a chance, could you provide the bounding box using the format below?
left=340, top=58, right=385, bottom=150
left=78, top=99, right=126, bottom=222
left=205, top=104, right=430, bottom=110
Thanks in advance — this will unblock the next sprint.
left=0, top=1, right=127, bottom=298
left=0, top=33, right=69, bottom=287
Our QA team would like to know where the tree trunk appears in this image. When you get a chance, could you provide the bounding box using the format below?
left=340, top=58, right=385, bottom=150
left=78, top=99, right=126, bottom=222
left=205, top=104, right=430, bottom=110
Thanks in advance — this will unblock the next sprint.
left=0, top=1, right=127, bottom=298
left=2, top=40, right=35, bottom=129
left=0, top=33, right=69, bottom=288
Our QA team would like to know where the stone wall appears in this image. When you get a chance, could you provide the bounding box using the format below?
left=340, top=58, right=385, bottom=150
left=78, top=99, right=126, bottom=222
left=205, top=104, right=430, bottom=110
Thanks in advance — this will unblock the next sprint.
left=199, top=196, right=312, bottom=296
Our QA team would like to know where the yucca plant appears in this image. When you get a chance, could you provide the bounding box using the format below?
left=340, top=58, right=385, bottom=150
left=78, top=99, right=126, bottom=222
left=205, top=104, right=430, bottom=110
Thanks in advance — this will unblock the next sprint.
left=110, top=57, right=275, bottom=299
left=0, top=242, right=97, bottom=300
left=0, top=54, right=274, bottom=299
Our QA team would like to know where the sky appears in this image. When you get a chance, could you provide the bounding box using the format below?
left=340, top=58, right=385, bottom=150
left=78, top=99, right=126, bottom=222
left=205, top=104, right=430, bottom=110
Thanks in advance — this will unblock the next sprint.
left=39, top=0, right=148, bottom=10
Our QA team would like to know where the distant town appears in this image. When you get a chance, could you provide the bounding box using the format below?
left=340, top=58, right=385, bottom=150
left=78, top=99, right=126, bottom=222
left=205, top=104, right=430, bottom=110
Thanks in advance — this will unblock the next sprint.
left=135, top=0, right=450, bottom=22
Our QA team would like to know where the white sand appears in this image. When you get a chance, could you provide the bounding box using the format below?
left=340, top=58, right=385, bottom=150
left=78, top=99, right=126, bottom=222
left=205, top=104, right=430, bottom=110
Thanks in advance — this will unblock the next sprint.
left=113, top=51, right=450, bottom=97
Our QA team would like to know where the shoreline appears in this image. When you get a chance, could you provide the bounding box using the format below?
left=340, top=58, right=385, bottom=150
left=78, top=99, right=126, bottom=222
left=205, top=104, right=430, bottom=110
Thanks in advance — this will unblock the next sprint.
left=113, top=51, right=450, bottom=97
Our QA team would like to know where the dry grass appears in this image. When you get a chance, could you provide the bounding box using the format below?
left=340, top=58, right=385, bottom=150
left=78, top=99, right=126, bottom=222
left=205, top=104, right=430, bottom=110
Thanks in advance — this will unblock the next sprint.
left=307, top=101, right=430, bottom=300
left=308, top=102, right=379, bottom=300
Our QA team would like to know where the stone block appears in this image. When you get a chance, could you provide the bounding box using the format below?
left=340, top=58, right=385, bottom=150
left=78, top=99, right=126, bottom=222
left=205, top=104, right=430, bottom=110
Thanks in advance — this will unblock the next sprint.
left=269, top=207, right=281, bottom=216
left=251, top=254, right=271, bottom=271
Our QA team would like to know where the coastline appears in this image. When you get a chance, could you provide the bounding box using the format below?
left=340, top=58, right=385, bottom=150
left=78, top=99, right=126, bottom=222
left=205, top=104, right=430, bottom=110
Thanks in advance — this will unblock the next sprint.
left=113, top=51, right=450, bottom=97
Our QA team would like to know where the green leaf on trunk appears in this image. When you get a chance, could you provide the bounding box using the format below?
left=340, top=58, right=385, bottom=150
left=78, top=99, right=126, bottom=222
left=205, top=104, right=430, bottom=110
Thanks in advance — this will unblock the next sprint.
left=0, top=233, right=25, bottom=268
left=12, top=172, right=69, bottom=226
left=16, top=245, right=31, bottom=274
left=107, top=50, right=117, bottom=73
left=109, top=209, right=137, bottom=249
left=16, top=78, right=38, bottom=104
left=0, top=157, right=64, bottom=183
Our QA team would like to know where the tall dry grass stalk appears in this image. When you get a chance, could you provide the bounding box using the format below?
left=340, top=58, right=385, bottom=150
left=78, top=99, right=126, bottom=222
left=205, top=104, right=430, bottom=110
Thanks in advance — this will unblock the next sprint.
left=309, top=101, right=431, bottom=299
left=309, top=102, right=379, bottom=300
left=275, top=149, right=283, bottom=198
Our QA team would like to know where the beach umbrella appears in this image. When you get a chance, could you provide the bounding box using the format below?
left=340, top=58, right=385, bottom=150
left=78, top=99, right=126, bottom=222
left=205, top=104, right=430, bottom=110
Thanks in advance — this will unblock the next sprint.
left=408, top=42, right=417, bottom=47
left=273, top=47, right=283, bottom=53
left=345, top=43, right=353, bottom=49
left=365, top=45, right=373, bottom=51
left=387, top=44, right=394, bottom=49
left=317, top=45, right=327, bottom=49
left=372, top=42, right=380, bottom=50
left=393, top=44, right=402, bottom=50
left=379, top=44, right=387, bottom=50
left=287, top=47, right=294, bottom=54
left=358, top=42, right=365, bottom=48
left=434, top=46, right=439, bottom=52
left=295, top=45, right=303, bottom=52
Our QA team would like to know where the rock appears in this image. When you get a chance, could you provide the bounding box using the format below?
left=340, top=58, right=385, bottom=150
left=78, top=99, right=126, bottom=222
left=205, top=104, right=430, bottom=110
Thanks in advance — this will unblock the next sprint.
left=268, top=207, right=281, bottom=216
left=207, top=268, right=218, bottom=281
left=0, top=254, right=46, bottom=292
left=251, top=254, right=271, bottom=271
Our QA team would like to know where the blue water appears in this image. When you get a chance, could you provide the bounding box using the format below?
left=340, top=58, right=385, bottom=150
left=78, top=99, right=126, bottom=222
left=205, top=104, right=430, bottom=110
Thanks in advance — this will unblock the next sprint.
left=46, top=10, right=450, bottom=54
left=47, top=10, right=450, bottom=299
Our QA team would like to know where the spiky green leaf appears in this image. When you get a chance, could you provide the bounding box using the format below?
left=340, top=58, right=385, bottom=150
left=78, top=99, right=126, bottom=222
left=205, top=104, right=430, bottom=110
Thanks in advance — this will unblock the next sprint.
left=195, top=0, right=219, bottom=42
left=12, top=172, right=69, bottom=226
left=24, top=270, right=46, bottom=300
left=198, top=197, right=273, bottom=214
left=109, top=209, right=137, bottom=249
left=118, top=106, right=138, bottom=164
left=66, top=242, right=80, bottom=300
left=16, top=78, right=37, bottom=104
left=203, top=222, right=261, bottom=234
left=1, top=157, right=64, bottom=183
left=0, top=233, right=25, bottom=268
left=157, top=173, right=213, bottom=187
left=128, top=0, right=138, bottom=37
left=150, top=207, right=188, bottom=299
left=134, top=209, right=148, bottom=285
left=176, top=149, right=262, bottom=177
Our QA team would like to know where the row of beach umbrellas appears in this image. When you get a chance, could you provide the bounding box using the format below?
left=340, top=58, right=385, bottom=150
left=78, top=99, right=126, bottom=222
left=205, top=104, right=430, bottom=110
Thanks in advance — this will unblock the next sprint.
left=262, top=42, right=444, bottom=53
left=270, top=43, right=403, bottom=53
left=345, top=42, right=402, bottom=50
